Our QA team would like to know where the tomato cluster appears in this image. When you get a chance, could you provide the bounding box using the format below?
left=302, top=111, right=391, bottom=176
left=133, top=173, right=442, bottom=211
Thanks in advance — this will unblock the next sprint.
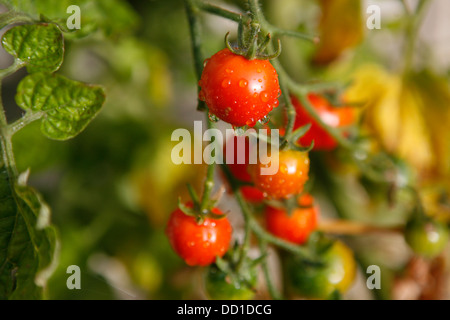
left=166, top=45, right=362, bottom=300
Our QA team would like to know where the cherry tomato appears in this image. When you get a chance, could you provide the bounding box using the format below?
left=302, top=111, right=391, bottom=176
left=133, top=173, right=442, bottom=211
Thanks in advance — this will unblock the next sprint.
left=199, top=48, right=281, bottom=127
left=265, top=194, right=319, bottom=244
left=287, top=240, right=356, bottom=299
left=204, top=265, right=257, bottom=300
left=223, top=135, right=264, bottom=202
left=405, top=219, right=449, bottom=258
left=248, top=149, right=310, bottom=199
left=292, top=94, right=355, bottom=150
left=166, top=204, right=232, bottom=266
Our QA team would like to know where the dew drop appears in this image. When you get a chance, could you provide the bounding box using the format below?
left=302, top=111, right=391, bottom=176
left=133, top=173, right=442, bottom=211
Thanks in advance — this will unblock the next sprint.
left=246, top=118, right=256, bottom=126
left=188, top=241, right=195, bottom=247
left=203, top=242, right=211, bottom=248
left=257, top=68, right=262, bottom=73
left=273, top=99, right=280, bottom=107
left=253, top=93, right=258, bottom=98
left=260, top=91, right=269, bottom=102
left=258, top=79, right=263, bottom=83
left=226, top=68, right=233, bottom=73
left=208, top=113, right=219, bottom=122
left=258, top=115, right=270, bottom=125
left=239, top=79, right=248, bottom=87
left=203, top=58, right=210, bottom=67
left=233, top=126, right=246, bottom=136
left=222, top=78, right=231, bottom=88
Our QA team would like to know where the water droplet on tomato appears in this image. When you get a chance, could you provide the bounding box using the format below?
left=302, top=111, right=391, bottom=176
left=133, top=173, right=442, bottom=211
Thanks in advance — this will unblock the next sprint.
left=188, top=241, right=195, bottom=247
left=260, top=91, right=269, bottom=102
left=258, top=79, right=263, bottom=83
left=233, top=126, right=246, bottom=136
left=203, top=58, right=210, bottom=67
left=221, top=78, right=231, bottom=88
left=257, top=68, right=262, bottom=73
left=226, top=68, right=233, bottom=73
left=208, top=113, right=219, bottom=122
left=253, top=93, right=258, bottom=98
left=246, top=118, right=256, bottom=126
left=239, top=79, right=248, bottom=87
left=258, top=115, right=270, bottom=125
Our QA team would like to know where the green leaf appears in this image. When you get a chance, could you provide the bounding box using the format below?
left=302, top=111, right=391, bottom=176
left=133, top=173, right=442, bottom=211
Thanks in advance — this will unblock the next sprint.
left=0, top=167, right=58, bottom=299
left=0, top=0, right=139, bottom=37
left=2, top=23, right=64, bottom=73
left=15, top=73, right=106, bottom=140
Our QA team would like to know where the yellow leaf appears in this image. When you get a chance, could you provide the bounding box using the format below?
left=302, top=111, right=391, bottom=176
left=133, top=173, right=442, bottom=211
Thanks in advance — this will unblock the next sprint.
left=312, top=0, right=363, bottom=65
left=345, top=65, right=450, bottom=178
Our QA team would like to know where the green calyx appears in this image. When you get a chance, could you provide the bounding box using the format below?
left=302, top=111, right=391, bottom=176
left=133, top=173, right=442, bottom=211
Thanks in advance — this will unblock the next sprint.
left=204, top=241, right=263, bottom=300
left=178, top=184, right=227, bottom=224
left=225, top=16, right=281, bottom=60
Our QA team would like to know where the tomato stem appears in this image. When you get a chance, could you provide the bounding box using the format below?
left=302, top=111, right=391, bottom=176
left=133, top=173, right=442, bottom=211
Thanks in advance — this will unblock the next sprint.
left=258, top=239, right=283, bottom=300
left=402, top=0, right=430, bottom=73
left=185, top=0, right=217, bottom=213
left=0, top=60, right=25, bottom=179
left=184, top=0, right=207, bottom=111
left=193, top=0, right=243, bottom=23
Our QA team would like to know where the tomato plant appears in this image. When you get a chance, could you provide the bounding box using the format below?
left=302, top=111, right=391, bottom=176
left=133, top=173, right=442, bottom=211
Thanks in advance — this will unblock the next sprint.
left=0, top=0, right=448, bottom=302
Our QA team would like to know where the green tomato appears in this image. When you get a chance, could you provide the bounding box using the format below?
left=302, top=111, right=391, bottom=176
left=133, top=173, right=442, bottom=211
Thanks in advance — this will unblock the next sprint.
left=204, top=266, right=256, bottom=300
left=405, top=219, right=449, bottom=258
left=287, top=240, right=356, bottom=299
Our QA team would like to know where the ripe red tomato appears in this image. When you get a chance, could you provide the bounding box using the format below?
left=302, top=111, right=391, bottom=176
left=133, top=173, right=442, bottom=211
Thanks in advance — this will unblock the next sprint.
left=265, top=194, right=319, bottom=244
left=223, top=135, right=264, bottom=202
left=292, top=94, right=355, bottom=150
left=249, top=149, right=310, bottom=199
left=199, top=48, right=281, bottom=127
left=166, top=204, right=232, bottom=266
